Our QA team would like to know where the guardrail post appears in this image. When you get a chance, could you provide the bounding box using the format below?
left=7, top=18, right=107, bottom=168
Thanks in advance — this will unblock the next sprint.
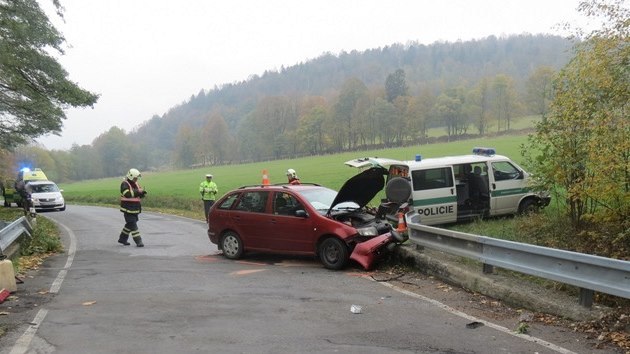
left=482, top=263, right=494, bottom=274
left=579, top=288, right=594, bottom=308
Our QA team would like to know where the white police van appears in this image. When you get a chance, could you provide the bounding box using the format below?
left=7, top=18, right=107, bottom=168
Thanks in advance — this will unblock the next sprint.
left=346, top=147, right=551, bottom=226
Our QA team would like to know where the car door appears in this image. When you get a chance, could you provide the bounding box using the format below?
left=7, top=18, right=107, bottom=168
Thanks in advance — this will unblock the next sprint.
left=230, top=191, right=272, bottom=249
left=267, top=191, right=315, bottom=253
left=410, top=166, right=457, bottom=225
left=489, top=161, right=526, bottom=215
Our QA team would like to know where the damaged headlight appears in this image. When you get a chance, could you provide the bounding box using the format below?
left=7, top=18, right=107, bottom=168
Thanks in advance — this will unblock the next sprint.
left=356, top=226, right=378, bottom=237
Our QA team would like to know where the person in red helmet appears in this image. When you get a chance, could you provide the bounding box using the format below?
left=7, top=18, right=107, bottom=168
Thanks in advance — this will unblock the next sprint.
left=286, top=169, right=301, bottom=185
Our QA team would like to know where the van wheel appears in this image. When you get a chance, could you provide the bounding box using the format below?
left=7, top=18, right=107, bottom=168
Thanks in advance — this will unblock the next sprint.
left=518, top=199, right=538, bottom=215
left=221, top=231, right=243, bottom=259
left=319, top=237, right=348, bottom=270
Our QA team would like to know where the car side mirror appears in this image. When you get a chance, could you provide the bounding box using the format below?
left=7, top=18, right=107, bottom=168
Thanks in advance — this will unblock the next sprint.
left=295, top=210, right=308, bottom=217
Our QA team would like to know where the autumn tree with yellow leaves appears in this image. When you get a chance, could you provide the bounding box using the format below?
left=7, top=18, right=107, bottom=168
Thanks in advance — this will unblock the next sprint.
left=526, top=0, right=629, bottom=258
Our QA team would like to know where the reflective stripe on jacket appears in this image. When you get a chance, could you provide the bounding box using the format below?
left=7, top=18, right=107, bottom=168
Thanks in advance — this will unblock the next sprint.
left=120, top=179, right=142, bottom=214
left=199, top=180, right=218, bottom=201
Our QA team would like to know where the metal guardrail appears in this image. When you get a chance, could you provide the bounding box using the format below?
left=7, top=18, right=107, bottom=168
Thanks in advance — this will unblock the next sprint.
left=0, top=216, right=35, bottom=258
left=406, top=216, right=630, bottom=307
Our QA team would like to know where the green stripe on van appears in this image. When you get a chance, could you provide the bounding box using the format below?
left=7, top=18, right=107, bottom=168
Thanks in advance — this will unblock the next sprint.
left=413, top=196, right=457, bottom=206
left=491, top=188, right=529, bottom=197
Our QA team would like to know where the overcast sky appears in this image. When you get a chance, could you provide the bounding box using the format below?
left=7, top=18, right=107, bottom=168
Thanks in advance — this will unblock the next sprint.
left=36, top=0, right=587, bottom=150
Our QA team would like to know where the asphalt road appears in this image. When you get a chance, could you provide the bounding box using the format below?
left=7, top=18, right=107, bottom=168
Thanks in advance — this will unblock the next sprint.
left=0, top=205, right=618, bottom=353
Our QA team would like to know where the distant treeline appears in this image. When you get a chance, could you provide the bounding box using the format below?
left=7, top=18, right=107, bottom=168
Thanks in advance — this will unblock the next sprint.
left=13, top=34, right=573, bottom=182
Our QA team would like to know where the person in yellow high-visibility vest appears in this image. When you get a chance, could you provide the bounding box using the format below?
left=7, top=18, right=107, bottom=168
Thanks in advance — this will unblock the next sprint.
left=199, top=174, right=218, bottom=222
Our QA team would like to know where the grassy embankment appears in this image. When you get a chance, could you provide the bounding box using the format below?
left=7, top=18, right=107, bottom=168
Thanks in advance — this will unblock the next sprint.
left=0, top=208, right=63, bottom=271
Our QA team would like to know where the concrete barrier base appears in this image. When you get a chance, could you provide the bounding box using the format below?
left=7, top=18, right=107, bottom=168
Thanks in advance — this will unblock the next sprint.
left=392, top=244, right=612, bottom=321
left=0, top=259, right=17, bottom=293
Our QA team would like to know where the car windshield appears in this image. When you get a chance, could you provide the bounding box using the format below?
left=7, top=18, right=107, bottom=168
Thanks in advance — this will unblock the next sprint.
left=31, top=184, right=59, bottom=193
left=299, top=187, right=360, bottom=213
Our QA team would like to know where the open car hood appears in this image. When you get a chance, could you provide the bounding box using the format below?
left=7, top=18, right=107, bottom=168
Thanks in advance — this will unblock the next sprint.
left=328, top=166, right=388, bottom=214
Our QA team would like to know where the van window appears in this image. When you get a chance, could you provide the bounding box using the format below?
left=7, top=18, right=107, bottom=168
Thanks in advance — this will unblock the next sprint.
left=388, top=165, right=409, bottom=178
left=411, top=168, right=454, bottom=191
left=491, top=162, right=521, bottom=181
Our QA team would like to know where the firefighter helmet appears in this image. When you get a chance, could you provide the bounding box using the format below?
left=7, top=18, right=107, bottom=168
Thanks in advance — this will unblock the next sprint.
left=286, top=169, right=297, bottom=178
left=127, top=168, right=141, bottom=180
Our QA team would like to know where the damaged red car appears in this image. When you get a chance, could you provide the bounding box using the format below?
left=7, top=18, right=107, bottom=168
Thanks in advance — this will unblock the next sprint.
left=206, top=166, right=409, bottom=270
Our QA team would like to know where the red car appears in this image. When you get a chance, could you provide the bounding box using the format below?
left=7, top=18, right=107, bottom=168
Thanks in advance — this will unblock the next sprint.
left=207, top=167, right=408, bottom=270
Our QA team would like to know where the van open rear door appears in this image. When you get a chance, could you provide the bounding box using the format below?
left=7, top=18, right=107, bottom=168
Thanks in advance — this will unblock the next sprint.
left=344, top=157, right=405, bottom=170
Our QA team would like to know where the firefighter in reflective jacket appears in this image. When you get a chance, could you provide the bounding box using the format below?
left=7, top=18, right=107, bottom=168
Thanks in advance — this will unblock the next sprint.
left=118, top=168, right=147, bottom=247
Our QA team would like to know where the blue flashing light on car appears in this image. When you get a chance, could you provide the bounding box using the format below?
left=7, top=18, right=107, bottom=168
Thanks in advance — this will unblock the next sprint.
left=472, top=147, right=496, bottom=156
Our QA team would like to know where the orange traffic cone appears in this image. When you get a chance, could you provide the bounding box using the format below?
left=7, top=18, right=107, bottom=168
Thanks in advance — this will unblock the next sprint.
left=262, top=169, right=270, bottom=185
left=395, top=212, right=407, bottom=233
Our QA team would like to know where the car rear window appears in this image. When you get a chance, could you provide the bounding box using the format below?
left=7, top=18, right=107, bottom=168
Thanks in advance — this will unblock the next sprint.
left=234, top=191, right=269, bottom=213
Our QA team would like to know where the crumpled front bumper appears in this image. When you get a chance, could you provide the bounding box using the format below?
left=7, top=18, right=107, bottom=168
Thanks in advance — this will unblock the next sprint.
left=350, top=232, right=405, bottom=270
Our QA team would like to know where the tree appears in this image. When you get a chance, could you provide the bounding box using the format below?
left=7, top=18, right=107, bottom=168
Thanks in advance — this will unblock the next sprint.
left=173, top=124, right=197, bottom=168
left=252, top=96, right=299, bottom=159
left=405, top=89, right=435, bottom=143
left=0, top=148, right=16, bottom=180
left=385, top=69, right=408, bottom=103
left=14, top=144, right=55, bottom=179
left=69, top=143, right=102, bottom=180
left=296, top=97, right=329, bottom=154
left=472, top=78, right=492, bottom=135
left=0, top=0, right=99, bottom=149
left=526, top=0, right=629, bottom=256
left=526, top=66, right=555, bottom=121
left=492, top=75, right=518, bottom=131
left=92, top=127, right=130, bottom=177
left=333, top=78, right=368, bottom=150
left=434, top=89, right=466, bottom=138
left=368, top=98, right=397, bottom=147
left=203, top=113, right=232, bottom=165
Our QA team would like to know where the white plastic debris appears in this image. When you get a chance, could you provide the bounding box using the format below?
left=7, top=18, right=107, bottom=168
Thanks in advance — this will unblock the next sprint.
left=350, top=305, right=362, bottom=314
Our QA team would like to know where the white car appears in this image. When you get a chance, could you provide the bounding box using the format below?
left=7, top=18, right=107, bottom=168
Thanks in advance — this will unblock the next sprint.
left=27, top=180, right=66, bottom=211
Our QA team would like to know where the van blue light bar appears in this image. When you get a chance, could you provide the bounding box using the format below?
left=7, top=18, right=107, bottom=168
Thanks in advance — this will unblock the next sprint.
left=472, top=147, right=496, bottom=156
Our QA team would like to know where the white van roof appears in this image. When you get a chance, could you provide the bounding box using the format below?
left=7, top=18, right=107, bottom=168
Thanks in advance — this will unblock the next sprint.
left=404, top=154, right=512, bottom=169
left=346, top=154, right=512, bottom=170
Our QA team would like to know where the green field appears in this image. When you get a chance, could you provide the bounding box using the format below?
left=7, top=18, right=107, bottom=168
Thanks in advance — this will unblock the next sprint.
left=61, top=134, right=532, bottom=213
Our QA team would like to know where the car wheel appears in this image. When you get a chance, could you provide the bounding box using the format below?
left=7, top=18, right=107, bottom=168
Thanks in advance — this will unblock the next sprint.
left=3, top=201, right=8, bottom=207
left=221, top=231, right=243, bottom=259
left=319, top=237, right=348, bottom=270
left=518, top=198, right=538, bottom=215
